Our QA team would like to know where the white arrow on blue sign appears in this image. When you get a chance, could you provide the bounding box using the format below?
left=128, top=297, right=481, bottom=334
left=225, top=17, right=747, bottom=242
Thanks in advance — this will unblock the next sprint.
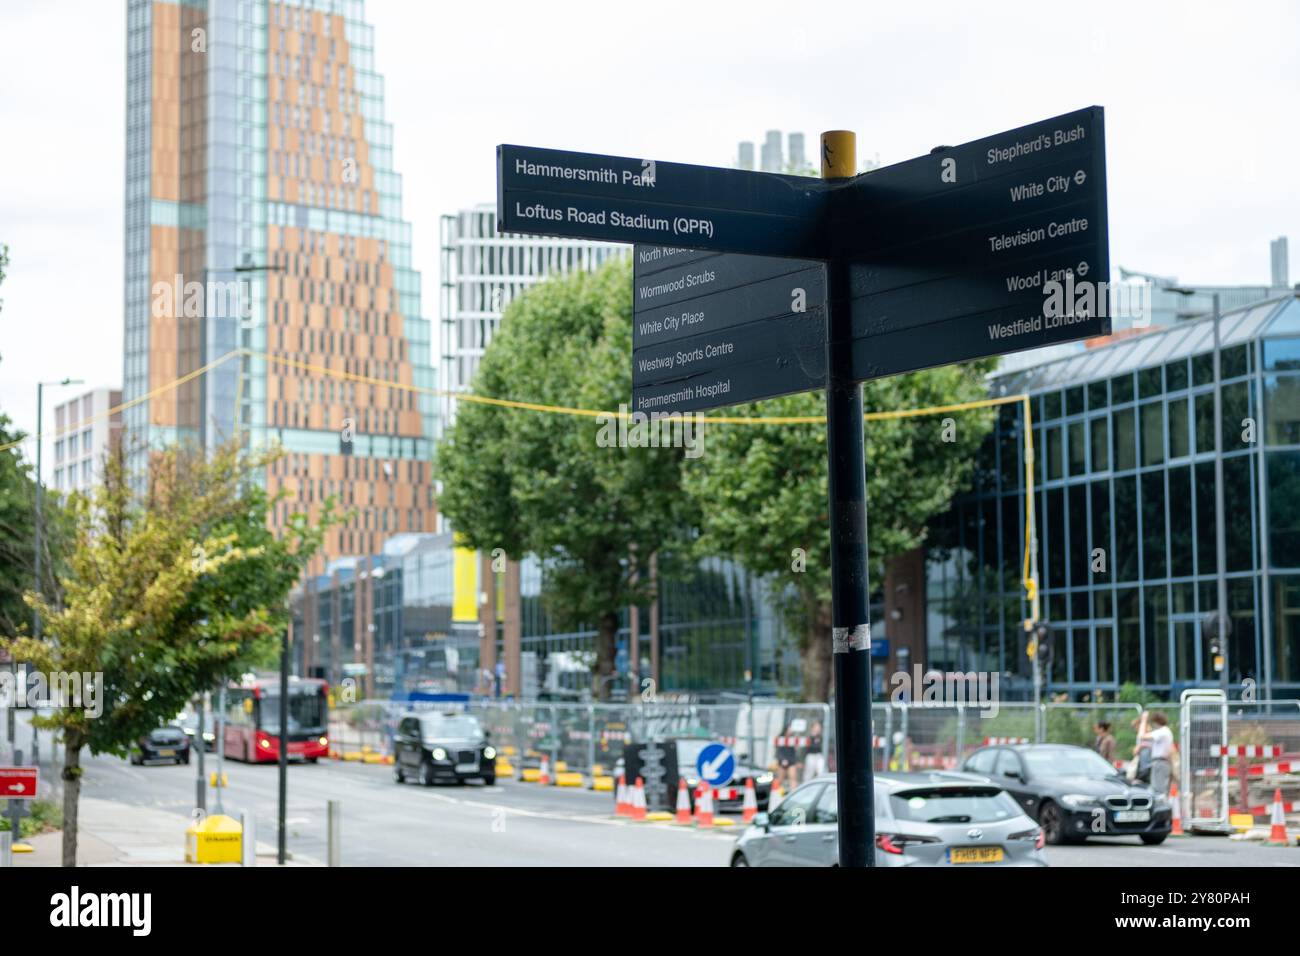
left=696, top=742, right=736, bottom=789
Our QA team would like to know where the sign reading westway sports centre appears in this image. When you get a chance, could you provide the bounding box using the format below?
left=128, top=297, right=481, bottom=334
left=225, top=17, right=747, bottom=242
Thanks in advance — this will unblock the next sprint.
left=497, top=107, right=1109, bottom=415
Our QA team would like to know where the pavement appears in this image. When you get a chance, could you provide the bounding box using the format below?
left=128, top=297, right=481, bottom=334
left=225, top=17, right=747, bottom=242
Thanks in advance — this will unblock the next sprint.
left=13, top=794, right=318, bottom=867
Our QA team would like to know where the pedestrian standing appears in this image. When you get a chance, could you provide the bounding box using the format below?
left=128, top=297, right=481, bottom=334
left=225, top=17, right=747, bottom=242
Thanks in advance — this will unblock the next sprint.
left=803, top=721, right=826, bottom=781
left=1092, top=721, right=1116, bottom=766
left=1141, top=711, right=1175, bottom=797
left=776, top=720, right=801, bottom=793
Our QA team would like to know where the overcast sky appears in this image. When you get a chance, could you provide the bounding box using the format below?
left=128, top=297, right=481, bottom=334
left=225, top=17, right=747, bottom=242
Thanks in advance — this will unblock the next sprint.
left=2, top=0, right=1297, bottom=473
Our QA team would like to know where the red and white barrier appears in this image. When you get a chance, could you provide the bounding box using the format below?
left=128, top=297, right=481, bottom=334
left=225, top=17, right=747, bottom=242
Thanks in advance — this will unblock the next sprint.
left=1212, top=744, right=1282, bottom=758
left=1227, top=761, right=1296, bottom=779
left=774, top=736, right=811, bottom=747
left=983, top=736, right=1028, bottom=745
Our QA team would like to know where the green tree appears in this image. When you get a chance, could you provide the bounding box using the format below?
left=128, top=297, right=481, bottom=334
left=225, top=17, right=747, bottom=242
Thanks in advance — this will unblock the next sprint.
left=3, top=441, right=333, bottom=866
left=684, top=362, right=997, bottom=700
left=436, top=259, right=698, bottom=698
left=0, top=244, right=73, bottom=637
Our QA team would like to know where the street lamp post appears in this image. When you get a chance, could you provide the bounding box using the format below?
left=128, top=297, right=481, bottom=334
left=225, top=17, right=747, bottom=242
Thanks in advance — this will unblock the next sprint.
left=33, top=377, right=84, bottom=766
left=278, top=626, right=289, bottom=865
left=1168, top=288, right=1229, bottom=693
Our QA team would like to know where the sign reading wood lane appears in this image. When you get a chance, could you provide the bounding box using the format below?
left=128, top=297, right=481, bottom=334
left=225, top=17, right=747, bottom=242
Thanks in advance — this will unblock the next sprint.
left=843, top=106, right=1109, bottom=379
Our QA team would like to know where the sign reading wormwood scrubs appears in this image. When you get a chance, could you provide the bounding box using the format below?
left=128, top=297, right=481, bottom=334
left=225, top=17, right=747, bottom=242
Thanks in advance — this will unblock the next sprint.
left=497, top=106, right=1109, bottom=414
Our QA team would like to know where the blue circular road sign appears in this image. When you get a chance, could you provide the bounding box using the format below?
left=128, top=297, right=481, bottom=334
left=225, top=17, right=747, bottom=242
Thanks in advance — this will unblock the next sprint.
left=696, top=742, right=736, bottom=788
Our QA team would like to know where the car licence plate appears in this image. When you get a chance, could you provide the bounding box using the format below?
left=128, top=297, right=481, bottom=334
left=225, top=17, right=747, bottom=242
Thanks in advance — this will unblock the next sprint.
left=1114, top=810, right=1150, bottom=823
left=158, top=749, right=175, bottom=757
left=455, top=763, right=477, bottom=773
left=949, top=846, right=1004, bottom=864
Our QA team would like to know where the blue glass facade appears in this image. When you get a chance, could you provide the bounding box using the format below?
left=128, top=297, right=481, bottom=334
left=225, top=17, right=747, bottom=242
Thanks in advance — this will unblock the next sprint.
left=930, top=295, right=1300, bottom=701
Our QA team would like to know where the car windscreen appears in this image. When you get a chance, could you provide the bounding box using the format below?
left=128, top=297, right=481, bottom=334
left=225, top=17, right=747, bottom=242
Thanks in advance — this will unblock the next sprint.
left=150, top=728, right=185, bottom=741
left=889, top=787, right=1021, bottom=824
left=1022, top=747, right=1116, bottom=779
left=419, top=715, right=483, bottom=740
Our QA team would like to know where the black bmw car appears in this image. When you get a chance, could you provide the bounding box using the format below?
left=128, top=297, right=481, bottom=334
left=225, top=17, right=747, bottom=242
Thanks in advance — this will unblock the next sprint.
left=130, top=726, right=192, bottom=765
left=393, top=711, right=496, bottom=786
left=962, top=743, right=1171, bottom=845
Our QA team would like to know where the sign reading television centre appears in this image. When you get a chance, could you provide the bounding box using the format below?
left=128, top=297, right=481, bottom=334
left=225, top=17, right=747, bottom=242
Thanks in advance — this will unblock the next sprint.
left=496, top=106, right=1109, bottom=416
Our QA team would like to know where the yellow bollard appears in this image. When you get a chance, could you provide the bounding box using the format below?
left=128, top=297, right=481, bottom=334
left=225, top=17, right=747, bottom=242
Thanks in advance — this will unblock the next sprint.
left=185, top=814, right=242, bottom=864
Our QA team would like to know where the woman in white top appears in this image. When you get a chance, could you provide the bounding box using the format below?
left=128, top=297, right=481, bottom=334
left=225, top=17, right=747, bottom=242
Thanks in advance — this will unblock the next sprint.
left=1141, top=711, right=1175, bottom=796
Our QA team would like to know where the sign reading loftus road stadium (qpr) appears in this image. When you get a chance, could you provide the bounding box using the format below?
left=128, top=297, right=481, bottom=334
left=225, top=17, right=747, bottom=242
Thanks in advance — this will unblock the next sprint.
left=496, top=106, right=1109, bottom=413
left=498, top=144, right=831, bottom=259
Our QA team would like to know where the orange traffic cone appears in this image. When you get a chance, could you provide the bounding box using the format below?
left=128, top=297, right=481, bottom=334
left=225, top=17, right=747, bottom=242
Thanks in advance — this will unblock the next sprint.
left=675, top=777, right=692, bottom=825
left=696, top=785, right=715, bottom=828
left=742, top=777, right=758, bottom=823
left=768, top=776, right=785, bottom=811
left=1170, top=782, right=1185, bottom=837
left=538, top=755, right=552, bottom=786
left=631, top=776, right=647, bottom=821
left=615, top=774, right=629, bottom=817
left=1267, top=788, right=1291, bottom=846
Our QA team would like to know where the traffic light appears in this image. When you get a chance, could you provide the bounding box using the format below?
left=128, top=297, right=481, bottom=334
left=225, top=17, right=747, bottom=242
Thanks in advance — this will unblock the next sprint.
left=1203, top=612, right=1230, bottom=673
left=1033, top=624, right=1054, bottom=669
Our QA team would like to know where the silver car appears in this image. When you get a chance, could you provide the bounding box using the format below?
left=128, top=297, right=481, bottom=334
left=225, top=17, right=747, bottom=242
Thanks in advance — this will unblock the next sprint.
left=729, top=772, right=1048, bottom=867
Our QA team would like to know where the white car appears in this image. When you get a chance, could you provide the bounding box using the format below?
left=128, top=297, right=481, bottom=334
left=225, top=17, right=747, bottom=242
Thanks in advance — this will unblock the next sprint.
left=730, top=772, right=1048, bottom=867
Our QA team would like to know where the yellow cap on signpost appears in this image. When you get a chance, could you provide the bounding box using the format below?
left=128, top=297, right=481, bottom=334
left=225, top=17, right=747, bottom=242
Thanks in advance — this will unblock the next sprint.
left=820, top=130, right=856, bottom=180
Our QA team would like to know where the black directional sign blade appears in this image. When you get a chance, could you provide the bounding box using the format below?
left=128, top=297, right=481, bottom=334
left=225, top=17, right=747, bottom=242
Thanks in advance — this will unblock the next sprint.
left=631, top=245, right=826, bottom=413
left=498, top=145, right=831, bottom=259
left=631, top=346, right=826, bottom=417
left=843, top=106, right=1110, bottom=379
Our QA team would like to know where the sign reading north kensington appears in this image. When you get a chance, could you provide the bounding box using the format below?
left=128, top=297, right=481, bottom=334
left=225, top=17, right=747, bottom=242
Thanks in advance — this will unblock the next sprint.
left=497, top=106, right=1109, bottom=415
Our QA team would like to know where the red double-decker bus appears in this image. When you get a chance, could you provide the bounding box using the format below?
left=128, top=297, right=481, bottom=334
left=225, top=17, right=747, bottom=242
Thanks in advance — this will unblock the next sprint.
left=223, top=677, right=330, bottom=763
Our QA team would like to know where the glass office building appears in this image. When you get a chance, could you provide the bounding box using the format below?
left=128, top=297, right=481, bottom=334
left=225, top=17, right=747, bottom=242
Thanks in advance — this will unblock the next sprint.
left=292, top=535, right=801, bottom=700
left=927, top=293, right=1300, bottom=701
left=124, top=0, right=436, bottom=572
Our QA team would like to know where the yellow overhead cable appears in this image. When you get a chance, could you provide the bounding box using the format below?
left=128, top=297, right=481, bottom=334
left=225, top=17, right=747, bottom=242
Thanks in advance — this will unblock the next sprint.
left=0, top=345, right=1039, bottom=622
left=0, top=349, right=245, bottom=455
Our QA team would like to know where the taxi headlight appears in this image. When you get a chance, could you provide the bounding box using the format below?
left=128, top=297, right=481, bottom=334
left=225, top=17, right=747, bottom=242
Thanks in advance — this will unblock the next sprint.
left=484, top=746, right=497, bottom=760
left=432, top=747, right=447, bottom=761
left=757, top=772, right=774, bottom=785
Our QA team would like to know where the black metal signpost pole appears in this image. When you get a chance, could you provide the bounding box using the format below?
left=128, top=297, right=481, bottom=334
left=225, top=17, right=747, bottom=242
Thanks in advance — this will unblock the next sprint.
left=277, top=628, right=289, bottom=865
left=495, top=108, right=1110, bottom=868
left=821, top=131, right=874, bottom=867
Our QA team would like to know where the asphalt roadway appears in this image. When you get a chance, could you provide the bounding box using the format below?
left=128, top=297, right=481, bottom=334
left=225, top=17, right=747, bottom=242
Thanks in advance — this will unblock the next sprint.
left=73, top=750, right=1300, bottom=867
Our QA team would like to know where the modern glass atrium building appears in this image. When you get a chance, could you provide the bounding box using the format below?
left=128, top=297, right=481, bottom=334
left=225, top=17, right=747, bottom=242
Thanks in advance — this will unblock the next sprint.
left=925, top=293, right=1300, bottom=701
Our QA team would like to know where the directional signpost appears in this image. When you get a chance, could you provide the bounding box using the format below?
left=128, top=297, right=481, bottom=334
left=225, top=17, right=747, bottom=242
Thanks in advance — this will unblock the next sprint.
left=0, top=766, right=37, bottom=799
left=497, top=107, right=1110, bottom=866
left=1, top=765, right=37, bottom=859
